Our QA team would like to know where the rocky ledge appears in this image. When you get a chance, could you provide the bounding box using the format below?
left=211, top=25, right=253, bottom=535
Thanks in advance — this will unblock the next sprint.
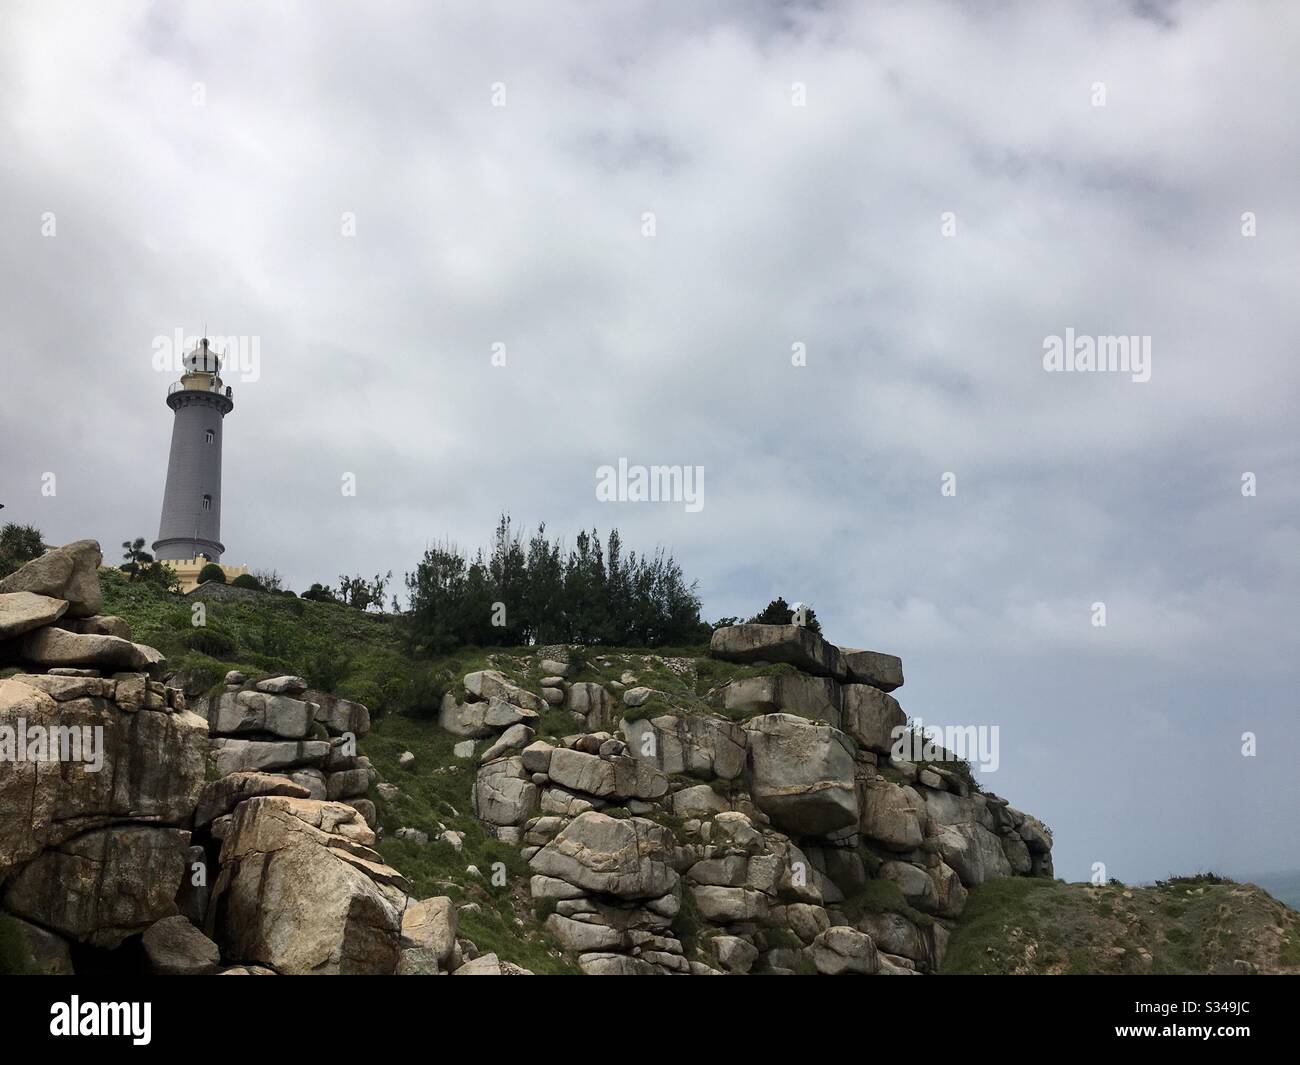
left=1, top=541, right=461, bottom=974
left=441, top=623, right=1053, bottom=975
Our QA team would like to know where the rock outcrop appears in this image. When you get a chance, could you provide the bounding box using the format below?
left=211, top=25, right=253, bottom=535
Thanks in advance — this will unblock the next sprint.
left=0, top=541, right=462, bottom=976
left=0, top=539, right=103, bottom=617
left=1, top=543, right=1056, bottom=977
left=1, top=548, right=208, bottom=956
left=449, top=625, right=1054, bottom=975
left=207, top=796, right=408, bottom=974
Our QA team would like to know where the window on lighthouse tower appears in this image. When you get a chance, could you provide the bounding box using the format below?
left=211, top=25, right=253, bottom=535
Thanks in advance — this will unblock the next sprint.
left=202, top=495, right=212, bottom=511
left=205, top=429, right=214, bottom=443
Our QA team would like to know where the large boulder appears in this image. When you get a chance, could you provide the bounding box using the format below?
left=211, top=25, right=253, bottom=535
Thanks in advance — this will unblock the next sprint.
left=546, top=748, right=668, bottom=801
left=439, top=693, right=538, bottom=738
left=0, top=678, right=208, bottom=877
left=859, top=777, right=925, bottom=851
left=922, top=789, right=993, bottom=830
left=837, top=647, right=904, bottom=691
left=142, top=915, right=221, bottom=975
left=545, top=913, right=625, bottom=953
left=19, top=627, right=156, bottom=672
left=855, top=911, right=930, bottom=966
left=710, top=624, right=847, bottom=681
left=930, top=822, right=1013, bottom=887
left=472, top=756, right=539, bottom=826
left=454, top=953, right=503, bottom=975
left=1017, top=813, right=1053, bottom=855
left=305, top=689, right=371, bottom=738
left=743, top=714, right=858, bottom=836
left=620, top=714, right=746, bottom=780
left=57, top=614, right=133, bottom=639
left=194, top=771, right=313, bottom=828
left=578, top=952, right=662, bottom=976
left=923, top=860, right=969, bottom=918
left=671, top=783, right=729, bottom=819
left=399, top=896, right=458, bottom=973
left=722, top=673, right=841, bottom=724
left=566, top=682, right=617, bottom=729
left=546, top=747, right=615, bottom=796
left=211, top=689, right=315, bottom=738
left=807, top=926, right=880, bottom=975
left=207, top=797, right=407, bottom=974
left=0, top=539, right=102, bottom=617
left=529, top=812, right=679, bottom=899
left=0, top=591, right=68, bottom=639
left=840, top=685, right=906, bottom=754
left=691, top=885, right=769, bottom=923
left=463, top=670, right=545, bottom=712
left=480, top=722, right=535, bottom=764
left=209, top=738, right=330, bottom=776
left=3, top=825, right=192, bottom=947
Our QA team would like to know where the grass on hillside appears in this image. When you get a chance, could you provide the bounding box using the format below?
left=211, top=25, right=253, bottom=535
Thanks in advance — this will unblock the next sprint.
left=101, top=570, right=567, bottom=717
left=363, top=715, right=580, bottom=973
left=839, top=878, right=936, bottom=931
left=941, top=875, right=1300, bottom=975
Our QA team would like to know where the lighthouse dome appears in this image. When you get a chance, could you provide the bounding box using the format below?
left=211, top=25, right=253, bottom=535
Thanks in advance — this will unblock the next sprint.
left=183, top=338, right=222, bottom=375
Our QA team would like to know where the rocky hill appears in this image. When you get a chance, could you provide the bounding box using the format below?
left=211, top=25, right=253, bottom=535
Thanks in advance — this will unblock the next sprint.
left=942, top=875, right=1300, bottom=975
left=2, top=540, right=1294, bottom=975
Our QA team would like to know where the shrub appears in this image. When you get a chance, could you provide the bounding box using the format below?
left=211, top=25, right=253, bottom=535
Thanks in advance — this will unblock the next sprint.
left=231, top=574, right=263, bottom=591
left=197, top=563, right=227, bottom=585
left=0, top=523, right=44, bottom=580
left=138, top=561, right=182, bottom=592
left=184, top=626, right=237, bottom=658
left=400, top=667, right=448, bottom=720
left=304, top=646, right=353, bottom=694
left=747, top=596, right=822, bottom=634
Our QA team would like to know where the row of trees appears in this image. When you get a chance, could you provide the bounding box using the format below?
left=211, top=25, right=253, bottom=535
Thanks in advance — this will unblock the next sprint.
left=301, top=572, right=393, bottom=611
left=716, top=594, right=823, bottom=635
left=7, top=520, right=821, bottom=658
left=403, top=517, right=708, bottom=654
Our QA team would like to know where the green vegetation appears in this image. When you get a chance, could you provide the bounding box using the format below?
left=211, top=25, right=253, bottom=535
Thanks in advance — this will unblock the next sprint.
left=100, top=568, right=419, bottom=712
left=197, top=562, right=227, bottom=585
left=115, top=536, right=182, bottom=590
left=0, top=522, right=44, bottom=579
left=363, top=715, right=577, bottom=973
left=746, top=595, right=822, bottom=635
left=839, top=878, right=935, bottom=929
left=941, top=876, right=1300, bottom=975
left=404, top=516, right=708, bottom=654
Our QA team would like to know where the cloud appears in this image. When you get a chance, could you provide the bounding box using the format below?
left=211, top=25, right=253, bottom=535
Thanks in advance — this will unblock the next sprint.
left=1, top=0, right=1296, bottom=882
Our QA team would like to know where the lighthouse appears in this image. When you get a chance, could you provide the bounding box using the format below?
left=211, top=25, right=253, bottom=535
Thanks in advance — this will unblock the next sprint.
left=153, top=338, right=237, bottom=581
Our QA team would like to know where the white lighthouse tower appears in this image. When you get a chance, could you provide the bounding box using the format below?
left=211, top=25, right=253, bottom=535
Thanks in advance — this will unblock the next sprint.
left=153, top=338, right=246, bottom=590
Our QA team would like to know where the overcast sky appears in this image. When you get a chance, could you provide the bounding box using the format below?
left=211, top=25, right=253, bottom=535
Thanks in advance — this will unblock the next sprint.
left=2, top=0, right=1297, bottom=886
